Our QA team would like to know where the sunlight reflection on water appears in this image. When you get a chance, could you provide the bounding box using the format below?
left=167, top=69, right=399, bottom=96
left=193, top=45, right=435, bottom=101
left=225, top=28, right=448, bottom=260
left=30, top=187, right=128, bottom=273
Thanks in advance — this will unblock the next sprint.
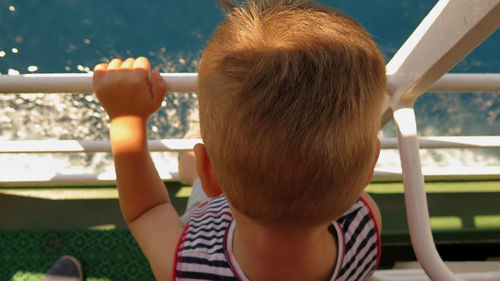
left=0, top=54, right=200, bottom=179
left=0, top=0, right=499, bottom=182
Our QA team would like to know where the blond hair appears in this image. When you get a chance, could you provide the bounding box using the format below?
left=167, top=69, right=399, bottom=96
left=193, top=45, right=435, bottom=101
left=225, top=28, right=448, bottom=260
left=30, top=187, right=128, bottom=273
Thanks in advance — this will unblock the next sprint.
left=198, top=0, right=386, bottom=226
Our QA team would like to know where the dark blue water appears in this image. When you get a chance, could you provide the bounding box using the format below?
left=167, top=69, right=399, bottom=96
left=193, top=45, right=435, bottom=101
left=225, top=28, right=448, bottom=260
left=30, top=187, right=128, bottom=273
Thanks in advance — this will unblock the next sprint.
left=1, top=0, right=500, bottom=173
left=3, top=1, right=499, bottom=73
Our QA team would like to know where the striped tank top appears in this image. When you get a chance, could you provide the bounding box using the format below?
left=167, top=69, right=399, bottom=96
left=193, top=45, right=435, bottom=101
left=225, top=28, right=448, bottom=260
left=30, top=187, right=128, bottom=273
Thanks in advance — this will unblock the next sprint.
left=174, top=195, right=380, bottom=281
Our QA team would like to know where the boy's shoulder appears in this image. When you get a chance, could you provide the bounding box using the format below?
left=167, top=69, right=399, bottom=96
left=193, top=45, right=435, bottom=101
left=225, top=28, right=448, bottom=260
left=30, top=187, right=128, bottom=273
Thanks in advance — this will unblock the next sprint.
left=190, top=195, right=232, bottom=217
left=174, top=195, right=381, bottom=280
left=174, top=195, right=236, bottom=279
left=332, top=194, right=381, bottom=280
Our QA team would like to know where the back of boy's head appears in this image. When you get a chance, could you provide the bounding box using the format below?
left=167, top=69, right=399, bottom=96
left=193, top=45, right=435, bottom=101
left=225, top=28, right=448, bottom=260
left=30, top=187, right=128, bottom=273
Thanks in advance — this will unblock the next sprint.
left=198, top=0, right=386, bottom=227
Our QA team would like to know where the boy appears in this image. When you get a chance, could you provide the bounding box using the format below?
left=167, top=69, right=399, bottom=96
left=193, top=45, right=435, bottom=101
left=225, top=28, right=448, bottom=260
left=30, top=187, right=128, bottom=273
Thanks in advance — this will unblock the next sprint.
left=93, top=0, right=386, bottom=280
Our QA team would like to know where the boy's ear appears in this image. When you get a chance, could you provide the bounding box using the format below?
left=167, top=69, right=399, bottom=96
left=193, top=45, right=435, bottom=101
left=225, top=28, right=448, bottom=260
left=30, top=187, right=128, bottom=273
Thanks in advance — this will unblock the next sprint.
left=365, top=139, right=381, bottom=186
left=193, top=143, right=223, bottom=198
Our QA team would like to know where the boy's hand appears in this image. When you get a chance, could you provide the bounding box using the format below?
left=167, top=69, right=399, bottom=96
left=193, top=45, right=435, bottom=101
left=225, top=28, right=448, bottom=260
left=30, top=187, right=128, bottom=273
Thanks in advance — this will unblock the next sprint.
left=93, top=57, right=167, bottom=121
left=94, top=59, right=182, bottom=281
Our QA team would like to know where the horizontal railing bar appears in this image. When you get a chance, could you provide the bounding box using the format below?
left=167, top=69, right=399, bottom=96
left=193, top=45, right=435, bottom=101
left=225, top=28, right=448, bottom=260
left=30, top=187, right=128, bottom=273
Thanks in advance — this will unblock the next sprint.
left=0, top=73, right=499, bottom=94
left=374, top=166, right=500, bottom=182
left=0, top=139, right=202, bottom=153
left=428, top=73, right=500, bottom=92
left=1, top=167, right=499, bottom=187
left=0, top=172, right=181, bottom=187
left=0, top=136, right=498, bottom=153
left=0, top=73, right=198, bottom=93
left=380, top=136, right=500, bottom=149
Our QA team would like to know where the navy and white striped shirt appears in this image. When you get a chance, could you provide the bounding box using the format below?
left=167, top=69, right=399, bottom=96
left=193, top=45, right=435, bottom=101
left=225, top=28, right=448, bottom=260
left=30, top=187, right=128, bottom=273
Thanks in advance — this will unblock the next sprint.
left=174, top=195, right=380, bottom=281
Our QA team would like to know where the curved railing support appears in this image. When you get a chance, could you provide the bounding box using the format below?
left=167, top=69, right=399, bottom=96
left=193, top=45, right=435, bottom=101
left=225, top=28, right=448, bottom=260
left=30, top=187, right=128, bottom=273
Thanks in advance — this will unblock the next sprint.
left=392, top=102, right=462, bottom=281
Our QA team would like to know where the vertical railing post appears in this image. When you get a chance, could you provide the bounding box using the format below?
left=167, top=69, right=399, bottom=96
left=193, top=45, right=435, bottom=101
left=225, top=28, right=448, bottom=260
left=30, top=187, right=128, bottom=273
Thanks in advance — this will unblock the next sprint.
left=392, top=99, right=462, bottom=281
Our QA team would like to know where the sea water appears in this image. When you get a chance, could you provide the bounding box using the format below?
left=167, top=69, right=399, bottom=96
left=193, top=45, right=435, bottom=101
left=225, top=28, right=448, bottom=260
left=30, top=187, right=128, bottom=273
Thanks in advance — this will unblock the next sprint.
left=1, top=0, right=500, bottom=181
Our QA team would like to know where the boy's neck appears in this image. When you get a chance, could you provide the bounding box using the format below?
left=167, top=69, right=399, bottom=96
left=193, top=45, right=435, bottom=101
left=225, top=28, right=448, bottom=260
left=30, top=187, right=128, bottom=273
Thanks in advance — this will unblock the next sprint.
left=231, top=211, right=337, bottom=281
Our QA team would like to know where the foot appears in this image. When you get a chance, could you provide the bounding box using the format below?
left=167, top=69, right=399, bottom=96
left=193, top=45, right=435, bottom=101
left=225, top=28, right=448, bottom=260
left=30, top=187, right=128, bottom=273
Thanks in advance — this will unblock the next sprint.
left=43, top=256, right=83, bottom=281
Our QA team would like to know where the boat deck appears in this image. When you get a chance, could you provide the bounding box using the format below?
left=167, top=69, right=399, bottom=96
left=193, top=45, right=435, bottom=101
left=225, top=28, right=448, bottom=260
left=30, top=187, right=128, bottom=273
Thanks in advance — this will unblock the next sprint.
left=2, top=180, right=499, bottom=280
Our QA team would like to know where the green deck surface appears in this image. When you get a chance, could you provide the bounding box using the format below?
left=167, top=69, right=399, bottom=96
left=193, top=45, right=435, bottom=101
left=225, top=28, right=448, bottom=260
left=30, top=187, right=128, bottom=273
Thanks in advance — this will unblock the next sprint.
left=1, top=180, right=499, bottom=280
left=2, top=230, right=154, bottom=281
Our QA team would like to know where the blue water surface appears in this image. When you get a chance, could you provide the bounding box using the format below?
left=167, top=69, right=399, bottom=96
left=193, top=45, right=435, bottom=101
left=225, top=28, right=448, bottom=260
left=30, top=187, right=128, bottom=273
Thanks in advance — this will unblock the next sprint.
left=3, top=1, right=499, bottom=73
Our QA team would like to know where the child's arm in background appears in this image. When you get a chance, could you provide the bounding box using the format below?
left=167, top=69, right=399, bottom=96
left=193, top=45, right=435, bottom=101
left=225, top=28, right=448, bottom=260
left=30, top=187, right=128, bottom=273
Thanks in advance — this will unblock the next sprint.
left=93, top=57, right=183, bottom=281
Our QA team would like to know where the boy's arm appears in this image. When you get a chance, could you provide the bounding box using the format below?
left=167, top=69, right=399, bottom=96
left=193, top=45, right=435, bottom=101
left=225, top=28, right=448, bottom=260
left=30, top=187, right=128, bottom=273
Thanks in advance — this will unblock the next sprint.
left=93, top=57, right=184, bottom=281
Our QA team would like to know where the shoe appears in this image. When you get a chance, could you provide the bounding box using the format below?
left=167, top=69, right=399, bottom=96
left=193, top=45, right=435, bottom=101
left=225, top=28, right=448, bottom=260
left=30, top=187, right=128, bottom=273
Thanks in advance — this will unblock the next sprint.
left=43, top=256, right=83, bottom=281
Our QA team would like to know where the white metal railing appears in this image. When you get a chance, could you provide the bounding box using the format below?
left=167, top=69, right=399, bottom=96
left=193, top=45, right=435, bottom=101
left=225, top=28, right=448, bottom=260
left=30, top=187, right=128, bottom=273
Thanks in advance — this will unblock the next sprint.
left=1, top=72, right=500, bottom=94
left=0, top=73, right=198, bottom=93
left=1, top=73, right=499, bottom=185
left=0, top=139, right=202, bottom=153
left=371, top=0, right=500, bottom=280
left=1, top=136, right=498, bottom=184
left=0, top=136, right=499, bottom=153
